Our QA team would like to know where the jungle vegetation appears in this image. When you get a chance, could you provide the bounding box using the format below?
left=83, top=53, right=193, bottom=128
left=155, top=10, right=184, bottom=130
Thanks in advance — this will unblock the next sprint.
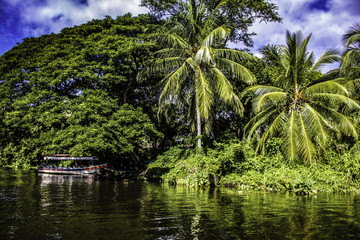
left=0, top=0, right=359, bottom=193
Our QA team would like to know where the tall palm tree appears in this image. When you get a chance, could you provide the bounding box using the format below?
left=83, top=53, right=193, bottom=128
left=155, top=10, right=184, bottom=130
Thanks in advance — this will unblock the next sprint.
left=342, top=23, right=360, bottom=79
left=243, top=31, right=360, bottom=163
left=143, top=0, right=256, bottom=149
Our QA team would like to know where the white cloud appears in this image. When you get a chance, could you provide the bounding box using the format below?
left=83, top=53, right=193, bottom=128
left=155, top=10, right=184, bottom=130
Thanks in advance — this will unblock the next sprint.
left=237, top=0, right=358, bottom=73
left=16, top=0, right=147, bottom=37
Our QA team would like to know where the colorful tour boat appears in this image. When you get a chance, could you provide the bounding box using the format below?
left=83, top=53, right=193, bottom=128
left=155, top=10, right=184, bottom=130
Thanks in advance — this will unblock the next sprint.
left=38, top=154, right=107, bottom=175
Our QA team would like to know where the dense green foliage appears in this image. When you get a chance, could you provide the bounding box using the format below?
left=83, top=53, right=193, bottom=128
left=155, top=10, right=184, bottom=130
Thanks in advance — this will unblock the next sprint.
left=0, top=14, right=164, bottom=168
left=142, top=0, right=258, bottom=149
left=0, top=1, right=360, bottom=193
left=242, top=31, right=359, bottom=163
left=146, top=140, right=360, bottom=193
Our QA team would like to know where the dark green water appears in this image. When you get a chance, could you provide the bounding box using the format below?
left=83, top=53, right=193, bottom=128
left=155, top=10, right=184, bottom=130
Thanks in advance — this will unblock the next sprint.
left=1, top=169, right=360, bottom=239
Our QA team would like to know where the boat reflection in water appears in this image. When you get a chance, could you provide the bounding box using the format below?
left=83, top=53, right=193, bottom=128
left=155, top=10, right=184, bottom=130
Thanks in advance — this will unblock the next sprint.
left=38, top=173, right=96, bottom=186
left=37, top=172, right=99, bottom=213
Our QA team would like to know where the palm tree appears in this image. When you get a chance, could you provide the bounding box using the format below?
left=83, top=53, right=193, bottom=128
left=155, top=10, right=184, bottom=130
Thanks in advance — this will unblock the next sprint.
left=242, top=31, right=360, bottom=163
left=143, top=0, right=256, bottom=149
left=342, top=23, right=360, bottom=79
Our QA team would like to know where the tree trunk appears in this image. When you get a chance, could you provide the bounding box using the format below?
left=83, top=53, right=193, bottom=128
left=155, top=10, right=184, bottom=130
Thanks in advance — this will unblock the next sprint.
left=196, top=97, right=202, bottom=149
left=195, top=70, right=202, bottom=149
left=123, top=82, right=131, bottom=104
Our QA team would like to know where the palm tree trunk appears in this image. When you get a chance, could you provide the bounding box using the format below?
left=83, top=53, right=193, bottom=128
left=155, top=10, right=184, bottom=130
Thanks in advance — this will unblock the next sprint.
left=196, top=101, right=202, bottom=149
left=195, top=74, right=202, bottom=149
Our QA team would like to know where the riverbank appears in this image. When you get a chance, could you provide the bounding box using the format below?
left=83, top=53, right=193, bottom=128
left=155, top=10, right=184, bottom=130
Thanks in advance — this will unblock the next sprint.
left=145, top=140, right=360, bottom=194
left=2, top=139, right=360, bottom=194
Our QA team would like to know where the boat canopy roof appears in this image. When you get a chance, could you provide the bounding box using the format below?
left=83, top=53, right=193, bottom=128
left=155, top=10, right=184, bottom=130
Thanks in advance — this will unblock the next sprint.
left=43, top=155, right=98, bottom=161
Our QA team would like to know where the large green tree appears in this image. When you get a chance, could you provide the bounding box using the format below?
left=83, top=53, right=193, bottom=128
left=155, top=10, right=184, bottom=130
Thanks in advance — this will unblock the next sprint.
left=243, top=31, right=359, bottom=163
left=0, top=14, right=164, bottom=167
left=142, top=0, right=261, bottom=149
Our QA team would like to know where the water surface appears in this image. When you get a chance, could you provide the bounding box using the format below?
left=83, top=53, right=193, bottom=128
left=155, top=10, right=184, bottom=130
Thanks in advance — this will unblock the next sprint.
left=1, top=168, right=360, bottom=239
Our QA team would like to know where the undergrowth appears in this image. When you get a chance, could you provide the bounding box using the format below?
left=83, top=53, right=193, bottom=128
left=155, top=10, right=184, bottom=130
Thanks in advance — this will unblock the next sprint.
left=145, top=139, right=360, bottom=194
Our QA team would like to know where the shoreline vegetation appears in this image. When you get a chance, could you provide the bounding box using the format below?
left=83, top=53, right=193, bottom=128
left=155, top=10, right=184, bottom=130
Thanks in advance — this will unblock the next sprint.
left=145, top=139, right=360, bottom=195
left=1, top=1, right=360, bottom=195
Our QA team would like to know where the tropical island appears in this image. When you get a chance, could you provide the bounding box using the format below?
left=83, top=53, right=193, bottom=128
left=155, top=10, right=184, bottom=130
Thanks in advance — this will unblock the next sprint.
left=1, top=0, right=359, bottom=195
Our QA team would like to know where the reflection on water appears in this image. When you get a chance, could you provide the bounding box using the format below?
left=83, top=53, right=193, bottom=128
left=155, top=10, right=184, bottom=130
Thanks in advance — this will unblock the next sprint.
left=1, top=168, right=360, bottom=239
left=38, top=173, right=96, bottom=186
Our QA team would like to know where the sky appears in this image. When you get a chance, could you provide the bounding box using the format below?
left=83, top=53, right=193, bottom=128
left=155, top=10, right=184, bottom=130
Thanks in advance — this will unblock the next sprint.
left=0, top=0, right=359, bottom=73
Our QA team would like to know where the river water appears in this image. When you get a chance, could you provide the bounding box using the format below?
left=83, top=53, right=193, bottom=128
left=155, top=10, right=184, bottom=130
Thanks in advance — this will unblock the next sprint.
left=1, top=168, right=360, bottom=239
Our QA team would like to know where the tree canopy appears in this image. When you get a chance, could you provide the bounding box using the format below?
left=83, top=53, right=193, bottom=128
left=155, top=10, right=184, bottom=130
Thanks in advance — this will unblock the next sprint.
left=141, top=0, right=281, bottom=46
left=243, top=31, right=359, bottom=163
left=0, top=14, right=164, bottom=167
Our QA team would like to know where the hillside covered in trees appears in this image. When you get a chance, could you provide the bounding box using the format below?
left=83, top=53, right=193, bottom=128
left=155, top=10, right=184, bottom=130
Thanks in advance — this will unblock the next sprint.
left=1, top=0, right=360, bottom=193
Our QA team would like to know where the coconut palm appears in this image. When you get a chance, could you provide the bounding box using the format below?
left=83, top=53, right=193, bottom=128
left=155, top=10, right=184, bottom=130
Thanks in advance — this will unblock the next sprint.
left=342, top=23, right=360, bottom=79
left=243, top=30, right=360, bottom=163
left=144, top=0, right=256, bottom=149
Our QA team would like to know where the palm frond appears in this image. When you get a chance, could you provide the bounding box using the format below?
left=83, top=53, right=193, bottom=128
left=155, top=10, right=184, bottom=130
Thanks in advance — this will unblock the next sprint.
left=155, top=48, right=188, bottom=58
left=241, top=85, right=284, bottom=99
left=302, top=103, right=330, bottom=148
left=212, top=0, right=228, bottom=13
left=343, top=23, right=360, bottom=47
left=216, top=58, right=255, bottom=85
left=298, top=33, right=312, bottom=69
left=210, top=67, right=244, bottom=115
left=312, top=93, right=360, bottom=110
left=256, top=110, right=286, bottom=154
left=151, top=57, right=186, bottom=72
left=244, top=106, right=278, bottom=140
left=153, top=32, right=189, bottom=49
left=216, top=48, right=256, bottom=63
left=283, top=111, right=298, bottom=161
left=159, top=59, right=192, bottom=105
left=342, top=49, right=360, bottom=77
left=298, top=113, right=316, bottom=163
left=310, top=49, right=340, bottom=72
left=138, top=57, right=185, bottom=82
left=253, top=91, right=287, bottom=113
left=303, top=51, right=315, bottom=72
left=260, top=44, right=283, bottom=64
left=343, top=49, right=360, bottom=64
left=197, top=68, right=214, bottom=119
left=343, top=78, right=360, bottom=97
left=322, top=106, right=359, bottom=140
left=201, top=26, right=229, bottom=47
left=195, top=46, right=215, bottom=64
left=305, top=79, right=350, bottom=95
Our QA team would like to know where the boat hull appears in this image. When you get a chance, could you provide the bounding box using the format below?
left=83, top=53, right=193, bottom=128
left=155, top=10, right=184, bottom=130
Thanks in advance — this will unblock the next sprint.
left=38, top=164, right=108, bottom=175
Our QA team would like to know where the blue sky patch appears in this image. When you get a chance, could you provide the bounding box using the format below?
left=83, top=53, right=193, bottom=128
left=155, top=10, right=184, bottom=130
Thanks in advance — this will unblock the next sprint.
left=52, top=14, right=64, bottom=22
left=72, top=0, right=89, bottom=6
left=308, top=0, right=331, bottom=12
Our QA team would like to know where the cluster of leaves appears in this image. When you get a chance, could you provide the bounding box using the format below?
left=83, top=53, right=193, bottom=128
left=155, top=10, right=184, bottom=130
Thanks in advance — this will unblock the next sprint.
left=0, top=14, right=164, bottom=168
